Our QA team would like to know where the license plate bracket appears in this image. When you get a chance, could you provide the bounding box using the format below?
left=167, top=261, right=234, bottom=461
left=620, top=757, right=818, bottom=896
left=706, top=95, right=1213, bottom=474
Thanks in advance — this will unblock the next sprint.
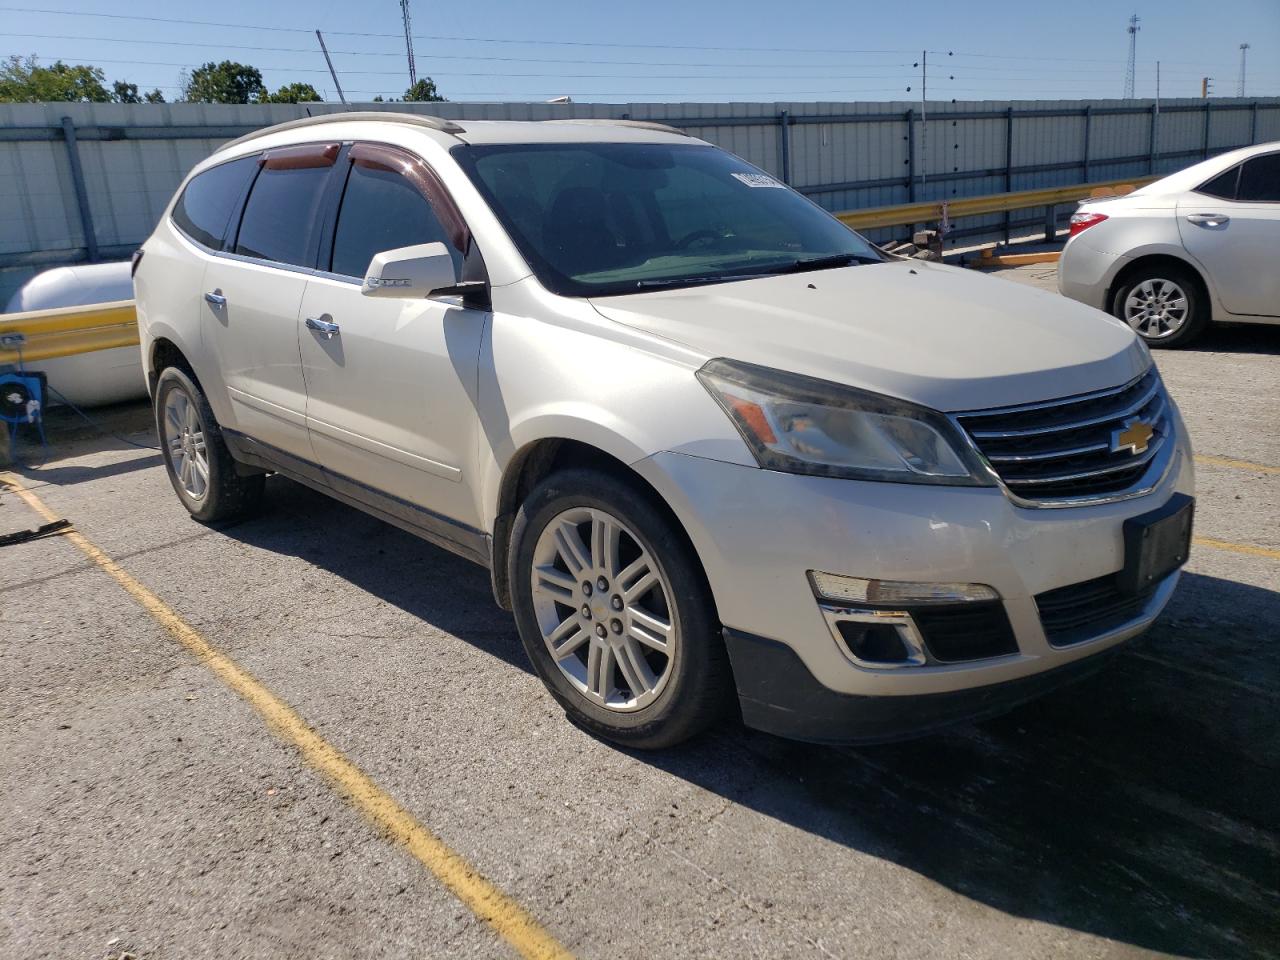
left=1118, top=493, right=1194, bottom=596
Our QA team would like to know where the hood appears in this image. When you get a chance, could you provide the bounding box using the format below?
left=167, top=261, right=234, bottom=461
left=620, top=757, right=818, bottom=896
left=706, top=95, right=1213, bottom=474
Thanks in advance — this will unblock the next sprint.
left=589, top=260, right=1148, bottom=412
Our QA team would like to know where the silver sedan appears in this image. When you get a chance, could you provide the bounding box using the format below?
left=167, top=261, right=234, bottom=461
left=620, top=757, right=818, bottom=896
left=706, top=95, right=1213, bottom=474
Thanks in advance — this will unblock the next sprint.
left=1059, top=142, right=1280, bottom=347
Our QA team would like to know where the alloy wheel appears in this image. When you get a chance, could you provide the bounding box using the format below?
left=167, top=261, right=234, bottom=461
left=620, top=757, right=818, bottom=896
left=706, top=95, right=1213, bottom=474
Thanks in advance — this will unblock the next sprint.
left=162, top=387, right=210, bottom=501
left=1123, top=278, right=1189, bottom=339
left=529, top=506, right=678, bottom=712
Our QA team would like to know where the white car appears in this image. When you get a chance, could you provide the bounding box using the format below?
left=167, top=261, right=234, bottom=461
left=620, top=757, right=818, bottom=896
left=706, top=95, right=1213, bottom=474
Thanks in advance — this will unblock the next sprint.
left=134, top=113, right=1195, bottom=748
left=1059, top=142, right=1280, bottom=347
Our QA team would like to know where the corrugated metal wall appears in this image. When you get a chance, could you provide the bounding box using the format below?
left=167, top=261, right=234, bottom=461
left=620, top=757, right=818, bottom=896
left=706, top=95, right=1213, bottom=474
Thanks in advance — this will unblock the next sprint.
left=3, top=96, right=1278, bottom=304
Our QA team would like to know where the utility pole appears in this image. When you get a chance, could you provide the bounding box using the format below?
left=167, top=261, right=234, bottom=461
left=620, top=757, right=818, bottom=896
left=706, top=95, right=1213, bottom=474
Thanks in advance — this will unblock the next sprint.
left=315, top=30, right=346, bottom=104
left=1154, top=61, right=1161, bottom=162
left=920, top=49, right=928, bottom=188
left=400, top=0, right=417, bottom=88
left=1238, top=43, right=1250, bottom=97
left=1202, top=76, right=1213, bottom=98
left=1123, top=14, right=1140, bottom=99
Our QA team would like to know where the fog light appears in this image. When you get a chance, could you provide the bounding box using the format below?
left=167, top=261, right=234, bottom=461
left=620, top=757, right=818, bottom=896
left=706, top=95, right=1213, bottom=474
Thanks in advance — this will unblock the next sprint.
left=835, top=620, right=911, bottom=664
left=808, top=571, right=999, bottom=605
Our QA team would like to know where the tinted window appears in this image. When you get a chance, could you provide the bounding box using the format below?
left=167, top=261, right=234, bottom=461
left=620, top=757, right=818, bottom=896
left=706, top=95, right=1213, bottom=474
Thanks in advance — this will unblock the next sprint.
left=235, top=164, right=331, bottom=267
left=1237, top=154, right=1280, bottom=202
left=1196, top=165, right=1239, bottom=200
left=171, top=156, right=257, bottom=250
left=455, top=142, right=882, bottom=298
left=330, top=160, right=462, bottom=278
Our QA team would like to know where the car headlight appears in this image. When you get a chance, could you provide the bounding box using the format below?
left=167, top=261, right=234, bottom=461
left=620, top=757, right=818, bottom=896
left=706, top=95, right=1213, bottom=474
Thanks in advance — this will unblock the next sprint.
left=696, top=358, right=993, bottom=485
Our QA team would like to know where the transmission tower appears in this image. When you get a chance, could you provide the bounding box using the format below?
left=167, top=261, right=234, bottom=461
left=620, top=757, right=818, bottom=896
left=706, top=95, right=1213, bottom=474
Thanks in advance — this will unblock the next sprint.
left=400, top=0, right=417, bottom=87
left=1238, top=43, right=1250, bottom=97
left=1123, top=14, right=1140, bottom=99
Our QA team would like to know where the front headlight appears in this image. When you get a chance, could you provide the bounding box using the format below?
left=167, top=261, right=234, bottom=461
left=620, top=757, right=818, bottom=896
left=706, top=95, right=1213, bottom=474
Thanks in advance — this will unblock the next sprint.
left=696, top=358, right=993, bottom=486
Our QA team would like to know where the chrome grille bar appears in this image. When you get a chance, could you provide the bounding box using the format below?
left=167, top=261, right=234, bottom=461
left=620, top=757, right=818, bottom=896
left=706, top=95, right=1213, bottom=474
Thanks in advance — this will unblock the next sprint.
left=952, top=367, right=1174, bottom=505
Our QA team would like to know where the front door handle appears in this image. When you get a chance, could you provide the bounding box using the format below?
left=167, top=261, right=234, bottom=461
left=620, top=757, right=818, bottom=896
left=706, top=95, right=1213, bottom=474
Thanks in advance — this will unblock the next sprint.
left=305, top=315, right=340, bottom=339
left=204, top=290, right=227, bottom=306
left=1185, top=213, right=1230, bottom=226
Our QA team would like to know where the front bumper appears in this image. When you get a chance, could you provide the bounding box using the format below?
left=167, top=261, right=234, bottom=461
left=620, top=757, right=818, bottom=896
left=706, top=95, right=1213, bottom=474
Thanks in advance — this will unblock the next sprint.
left=630, top=413, right=1193, bottom=737
left=724, top=626, right=1130, bottom=744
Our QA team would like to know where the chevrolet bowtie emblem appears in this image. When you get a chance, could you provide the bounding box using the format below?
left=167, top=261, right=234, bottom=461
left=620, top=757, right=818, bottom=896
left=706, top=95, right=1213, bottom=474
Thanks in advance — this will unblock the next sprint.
left=1112, top=418, right=1155, bottom=456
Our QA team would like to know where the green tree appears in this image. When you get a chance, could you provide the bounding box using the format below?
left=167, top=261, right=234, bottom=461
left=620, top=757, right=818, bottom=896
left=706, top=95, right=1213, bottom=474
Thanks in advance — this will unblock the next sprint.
left=0, top=55, right=111, bottom=102
left=265, top=82, right=322, bottom=104
left=111, top=81, right=165, bottom=103
left=112, top=80, right=140, bottom=103
left=403, top=77, right=445, bottom=102
left=182, top=61, right=266, bottom=104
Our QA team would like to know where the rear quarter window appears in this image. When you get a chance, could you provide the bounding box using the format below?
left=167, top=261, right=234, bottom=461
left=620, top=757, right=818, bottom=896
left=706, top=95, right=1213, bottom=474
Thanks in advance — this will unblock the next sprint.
left=1194, top=165, right=1239, bottom=200
left=171, top=156, right=258, bottom=250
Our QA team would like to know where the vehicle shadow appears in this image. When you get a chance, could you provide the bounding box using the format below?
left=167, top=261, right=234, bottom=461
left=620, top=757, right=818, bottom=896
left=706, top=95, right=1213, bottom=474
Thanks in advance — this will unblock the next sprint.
left=1179, top=322, right=1280, bottom=356
left=226, top=478, right=1279, bottom=958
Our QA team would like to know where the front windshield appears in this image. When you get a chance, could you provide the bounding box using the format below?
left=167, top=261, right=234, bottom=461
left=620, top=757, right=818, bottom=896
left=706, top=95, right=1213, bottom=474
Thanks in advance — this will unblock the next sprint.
left=452, top=141, right=884, bottom=297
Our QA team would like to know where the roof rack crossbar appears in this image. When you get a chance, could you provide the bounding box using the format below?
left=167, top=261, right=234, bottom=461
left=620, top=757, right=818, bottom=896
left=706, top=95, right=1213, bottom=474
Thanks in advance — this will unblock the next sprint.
left=217, top=111, right=464, bottom=153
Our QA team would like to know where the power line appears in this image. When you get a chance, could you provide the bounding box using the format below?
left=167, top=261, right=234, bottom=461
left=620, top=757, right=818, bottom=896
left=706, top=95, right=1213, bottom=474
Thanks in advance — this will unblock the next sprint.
left=31, top=53, right=1276, bottom=88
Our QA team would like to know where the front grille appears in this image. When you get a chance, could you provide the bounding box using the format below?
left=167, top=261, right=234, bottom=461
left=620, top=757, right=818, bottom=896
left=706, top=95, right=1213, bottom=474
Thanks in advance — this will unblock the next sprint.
left=913, top=602, right=1019, bottom=663
left=1035, top=575, right=1155, bottom=647
left=954, top=368, right=1172, bottom=503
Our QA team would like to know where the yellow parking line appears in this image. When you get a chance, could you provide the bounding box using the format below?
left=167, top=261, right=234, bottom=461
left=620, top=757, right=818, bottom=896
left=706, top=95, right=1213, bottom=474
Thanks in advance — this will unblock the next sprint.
left=1, top=475, right=573, bottom=960
left=1193, top=537, right=1280, bottom=561
left=1194, top=455, right=1280, bottom=476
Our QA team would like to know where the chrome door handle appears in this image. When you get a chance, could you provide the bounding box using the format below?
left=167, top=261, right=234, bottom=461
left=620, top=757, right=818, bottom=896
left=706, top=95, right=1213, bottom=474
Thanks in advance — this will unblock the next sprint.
left=1186, top=213, right=1229, bottom=226
left=204, top=290, right=227, bottom=306
left=305, top=315, right=340, bottom=339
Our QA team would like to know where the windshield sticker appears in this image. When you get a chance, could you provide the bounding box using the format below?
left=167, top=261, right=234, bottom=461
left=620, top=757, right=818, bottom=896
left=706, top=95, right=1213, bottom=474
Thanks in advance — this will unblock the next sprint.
left=731, top=172, right=785, bottom=189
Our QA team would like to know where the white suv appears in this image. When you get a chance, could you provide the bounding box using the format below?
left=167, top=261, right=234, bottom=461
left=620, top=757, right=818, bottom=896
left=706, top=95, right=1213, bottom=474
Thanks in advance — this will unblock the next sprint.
left=134, top=113, right=1195, bottom=748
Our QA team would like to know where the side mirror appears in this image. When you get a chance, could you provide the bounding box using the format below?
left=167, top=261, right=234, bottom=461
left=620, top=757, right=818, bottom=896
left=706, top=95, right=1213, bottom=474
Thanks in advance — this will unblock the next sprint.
left=361, top=242, right=458, bottom=299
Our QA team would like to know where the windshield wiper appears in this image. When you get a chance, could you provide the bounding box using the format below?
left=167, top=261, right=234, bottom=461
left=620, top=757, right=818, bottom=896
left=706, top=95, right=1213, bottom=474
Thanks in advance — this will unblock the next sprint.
left=634, top=273, right=772, bottom=289
left=776, top=252, right=883, bottom=273
left=632, top=253, right=881, bottom=289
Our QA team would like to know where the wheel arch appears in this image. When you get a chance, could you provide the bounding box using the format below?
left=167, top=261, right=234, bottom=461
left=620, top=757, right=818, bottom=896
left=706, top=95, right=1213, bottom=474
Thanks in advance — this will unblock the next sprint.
left=148, top=336, right=198, bottom=396
left=487, top=436, right=708, bottom=615
left=1106, top=252, right=1214, bottom=319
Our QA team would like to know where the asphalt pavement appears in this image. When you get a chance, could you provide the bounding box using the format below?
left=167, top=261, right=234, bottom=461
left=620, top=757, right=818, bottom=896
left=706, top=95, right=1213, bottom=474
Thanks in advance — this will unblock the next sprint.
left=2, top=268, right=1277, bottom=959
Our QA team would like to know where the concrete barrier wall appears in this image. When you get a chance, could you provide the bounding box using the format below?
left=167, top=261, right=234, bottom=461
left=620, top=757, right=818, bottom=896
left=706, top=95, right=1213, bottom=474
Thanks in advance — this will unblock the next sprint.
left=3, top=97, right=1278, bottom=303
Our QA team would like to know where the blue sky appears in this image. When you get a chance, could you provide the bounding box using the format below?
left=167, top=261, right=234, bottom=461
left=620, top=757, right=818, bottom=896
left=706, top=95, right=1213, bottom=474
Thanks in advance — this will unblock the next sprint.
left=2, top=0, right=1277, bottom=103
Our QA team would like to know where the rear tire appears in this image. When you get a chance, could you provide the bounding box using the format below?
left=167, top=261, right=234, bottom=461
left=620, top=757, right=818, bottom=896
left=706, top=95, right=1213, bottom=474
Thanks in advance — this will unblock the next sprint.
left=1112, top=264, right=1208, bottom=348
left=155, top=367, right=264, bottom=524
left=509, top=467, right=733, bottom=749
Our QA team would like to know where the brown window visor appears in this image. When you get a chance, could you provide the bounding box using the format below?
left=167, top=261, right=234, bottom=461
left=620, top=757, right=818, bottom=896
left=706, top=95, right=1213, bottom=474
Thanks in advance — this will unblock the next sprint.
left=261, top=142, right=341, bottom=170
left=348, top=142, right=471, bottom=254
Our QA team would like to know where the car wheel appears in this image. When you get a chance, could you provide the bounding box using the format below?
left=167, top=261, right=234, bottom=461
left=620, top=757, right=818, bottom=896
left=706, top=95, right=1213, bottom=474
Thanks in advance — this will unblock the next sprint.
left=1113, top=264, right=1207, bottom=348
left=155, top=366, right=264, bottom=523
left=509, top=467, right=734, bottom=749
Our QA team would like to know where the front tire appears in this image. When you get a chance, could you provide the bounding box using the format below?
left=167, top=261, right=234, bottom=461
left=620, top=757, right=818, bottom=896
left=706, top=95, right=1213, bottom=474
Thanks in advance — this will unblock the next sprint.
left=155, top=367, right=264, bottom=523
left=1112, top=264, right=1207, bottom=348
left=509, top=468, right=733, bottom=749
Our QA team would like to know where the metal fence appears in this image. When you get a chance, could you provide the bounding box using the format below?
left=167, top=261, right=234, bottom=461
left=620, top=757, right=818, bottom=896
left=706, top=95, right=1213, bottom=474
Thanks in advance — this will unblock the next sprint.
left=3, top=96, right=1278, bottom=303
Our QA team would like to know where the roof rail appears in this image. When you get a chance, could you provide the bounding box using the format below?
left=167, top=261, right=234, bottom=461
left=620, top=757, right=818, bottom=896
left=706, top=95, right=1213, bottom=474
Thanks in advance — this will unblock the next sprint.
left=217, top=111, right=464, bottom=153
left=547, top=118, right=690, bottom=137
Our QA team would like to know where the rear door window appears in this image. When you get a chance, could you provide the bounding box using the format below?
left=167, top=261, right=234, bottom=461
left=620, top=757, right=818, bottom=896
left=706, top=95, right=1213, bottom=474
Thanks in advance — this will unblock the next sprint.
left=234, top=143, right=340, bottom=268
left=171, top=156, right=258, bottom=250
left=1236, top=154, right=1280, bottom=202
